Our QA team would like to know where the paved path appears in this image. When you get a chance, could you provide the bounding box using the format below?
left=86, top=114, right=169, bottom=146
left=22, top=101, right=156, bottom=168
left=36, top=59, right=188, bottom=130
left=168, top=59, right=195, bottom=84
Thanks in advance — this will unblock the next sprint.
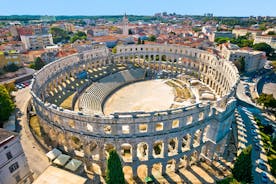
left=237, top=106, right=275, bottom=184
left=14, top=87, right=50, bottom=179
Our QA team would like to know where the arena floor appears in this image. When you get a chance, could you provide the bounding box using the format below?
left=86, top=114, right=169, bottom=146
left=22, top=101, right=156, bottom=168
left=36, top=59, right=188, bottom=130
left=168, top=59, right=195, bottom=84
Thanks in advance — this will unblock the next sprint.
left=103, top=79, right=175, bottom=114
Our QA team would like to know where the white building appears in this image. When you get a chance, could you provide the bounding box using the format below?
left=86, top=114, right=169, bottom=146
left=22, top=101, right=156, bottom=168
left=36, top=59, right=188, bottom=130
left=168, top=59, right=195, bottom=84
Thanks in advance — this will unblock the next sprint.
left=0, top=128, right=33, bottom=184
left=254, top=35, right=276, bottom=49
left=20, top=34, right=53, bottom=50
left=220, top=43, right=266, bottom=73
left=91, top=29, right=109, bottom=37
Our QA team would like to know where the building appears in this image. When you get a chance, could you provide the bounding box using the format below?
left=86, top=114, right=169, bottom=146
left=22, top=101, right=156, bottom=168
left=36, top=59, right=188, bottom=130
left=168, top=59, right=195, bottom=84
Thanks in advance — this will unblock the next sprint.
left=20, top=34, right=54, bottom=50
left=122, top=14, right=129, bottom=36
left=209, top=31, right=234, bottom=42
left=232, top=28, right=262, bottom=39
left=220, top=43, right=266, bottom=72
left=0, top=128, right=33, bottom=184
left=254, top=35, right=276, bottom=49
left=0, top=51, right=24, bottom=68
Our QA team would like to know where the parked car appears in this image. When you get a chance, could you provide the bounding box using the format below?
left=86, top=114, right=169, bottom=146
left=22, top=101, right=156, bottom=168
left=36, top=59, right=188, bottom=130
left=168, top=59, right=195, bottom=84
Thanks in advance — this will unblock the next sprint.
left=261, top=172, right=268, bottom=183
left=257, top=159, right=266, bottom=170
left=251, top=129, right=257, bottom=135
left=255, top=144, right=261, bottom=151
left=254, top=136, right=259, bottom=142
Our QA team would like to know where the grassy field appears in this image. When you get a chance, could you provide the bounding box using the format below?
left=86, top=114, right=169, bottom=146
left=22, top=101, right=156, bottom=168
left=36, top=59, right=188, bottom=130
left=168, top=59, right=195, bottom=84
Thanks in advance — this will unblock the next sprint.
left=29, top=115, right=42, bottom=137
left=60, top=93, right=76, bottom=110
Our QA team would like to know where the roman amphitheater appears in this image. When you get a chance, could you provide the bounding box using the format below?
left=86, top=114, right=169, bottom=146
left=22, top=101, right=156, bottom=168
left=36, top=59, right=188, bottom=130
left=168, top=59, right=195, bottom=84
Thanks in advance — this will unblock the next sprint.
left=30, top=44, right=239, bottom=180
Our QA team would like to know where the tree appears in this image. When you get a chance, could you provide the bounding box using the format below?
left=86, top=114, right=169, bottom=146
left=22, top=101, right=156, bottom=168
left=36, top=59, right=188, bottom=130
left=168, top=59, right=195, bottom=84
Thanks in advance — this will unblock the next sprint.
left=257, top=93, right=276, bottom=110
left=148, top=35, right=156, bottom=42
left=233, top=57, right=245, bottom=73
left=112, top=47, right=117, bottom=54
left=128, top=29, right=133, bottom=35
left=137, top=37, right=141, bottom=44
left=215, top=37, right=230, bottom=44
left=70, top=31, right=87, bottom=43
left=50, top=27, right=70, bottom=44
left=0, top=85, right=15, bottom=127
left=30, top=57, right=45, bottom=70
left=105, top=150, right=125, bottom=184
left=253, top=42, right=274, bottom=56
left=3, top=82, right=16, bottom=93
left=3, top=62, right=19, bottom=72
left=267, top=31, right=275, bottom=35
left=232, top=145, right=253, bottom=183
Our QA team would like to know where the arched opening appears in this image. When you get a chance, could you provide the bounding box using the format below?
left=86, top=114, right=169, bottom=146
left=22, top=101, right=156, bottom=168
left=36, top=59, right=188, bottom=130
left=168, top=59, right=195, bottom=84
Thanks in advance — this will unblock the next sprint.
left=199, top=112, right=204, bottom=121
left=120, top=143, right=132, bottom=162
left=168, top=138, right=178, bottom=156
left=137, top=142, right=148, bottom=161
left=182, top=134, right=191, bottom=151
left=190, top=151, right=198, bottom=166
left=193, top=129, right=202, bottom=147
left=161, top=55, right=166, bottom=61
left=137, top=165, right=148, bottom=181
left=123, top=166, right=133, bottom=181
left=57, top=133, right=65, bottom=146
left=153, top=141, right=164, bottom=158
left=179, top=155, right=188, bottom=169
left=203, top=125, right=210, bottom=142
left=152, top=163, right=163, bottom=176
left=104, top=143, right=115, bottom=158
left=166, top=159, right=176, bottom=173
left=92, top=163, right=101, bottom=175
left=187, top=115, right=193, bottom=125
left=85, top=141, right=99, bottom=160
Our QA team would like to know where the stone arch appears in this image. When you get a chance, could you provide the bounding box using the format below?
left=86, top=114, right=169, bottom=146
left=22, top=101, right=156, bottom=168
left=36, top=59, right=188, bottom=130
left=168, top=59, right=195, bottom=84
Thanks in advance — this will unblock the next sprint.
left=57, top=132, right=66, bottom=146
left=190, top=151, right=198, bottom=165
left=123, top=166, right=133, bottom=181
left=179, top=155, right=188, bottom=169
left=168, top=137, right=178, bottom=156
left=153, top=140, right=164, bottom=158
left=182, top=134, right=191, bottom=151
left=203, top=125, right=210, bottom=142
left=152, top=162, right=163, bottom=176
left=120, top=143, right=132, bottom=162
left=137, top=164, right=148, bottom=181
left=92, top=163, right=102, bottom=175
left=85, top=141, right=99, bottom=160
left=104, top=143, right=115, bottom=158
left=137, top=142, right=148, bottom=161
left=166, top=159, right=176, bottom=173
left=193, top=129, right=202, bottom=147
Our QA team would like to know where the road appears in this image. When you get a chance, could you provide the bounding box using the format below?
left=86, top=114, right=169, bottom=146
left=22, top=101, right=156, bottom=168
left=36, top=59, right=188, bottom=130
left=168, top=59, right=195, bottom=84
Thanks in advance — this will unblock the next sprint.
left=237, top=106, right=275, bottom=184
left=13, top=87, right=50, bottom=179
left=236, top=80, right=255, bottom=106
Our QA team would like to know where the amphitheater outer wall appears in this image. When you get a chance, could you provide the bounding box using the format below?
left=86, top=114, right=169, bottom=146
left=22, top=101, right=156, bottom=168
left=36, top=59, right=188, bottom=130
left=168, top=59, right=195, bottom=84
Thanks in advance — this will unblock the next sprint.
left=30, top=44, right=239, bottom=176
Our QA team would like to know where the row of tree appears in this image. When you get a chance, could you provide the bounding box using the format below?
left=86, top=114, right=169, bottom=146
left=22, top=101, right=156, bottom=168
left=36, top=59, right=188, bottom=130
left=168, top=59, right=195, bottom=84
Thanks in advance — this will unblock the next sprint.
left=218, top=146, right=253, bottom=184
left=215, top=35, right=253, bottom=47
left=256, top=93, right=276, bottom=110
left=50, top=27, right=87, bottom=44
left=0, top=85, right=15, bottom=127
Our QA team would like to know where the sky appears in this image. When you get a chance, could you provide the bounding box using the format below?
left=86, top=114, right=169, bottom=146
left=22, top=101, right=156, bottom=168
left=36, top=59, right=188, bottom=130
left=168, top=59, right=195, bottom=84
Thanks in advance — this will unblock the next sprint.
left=0, top=0, right=275, bottom=17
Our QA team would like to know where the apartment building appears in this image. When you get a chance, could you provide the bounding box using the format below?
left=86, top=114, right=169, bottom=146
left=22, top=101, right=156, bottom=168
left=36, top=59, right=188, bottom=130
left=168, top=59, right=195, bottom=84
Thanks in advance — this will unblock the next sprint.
left=0, top=129, right=33, bottom=184
left=20, top=34, right=53, bottom=50
left=220, top=43, right=266, bottom=73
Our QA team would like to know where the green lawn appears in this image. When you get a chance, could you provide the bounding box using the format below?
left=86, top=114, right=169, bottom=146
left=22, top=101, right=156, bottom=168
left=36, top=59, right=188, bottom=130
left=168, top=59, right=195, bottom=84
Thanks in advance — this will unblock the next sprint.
left=29, top=115, right=42, bottom=137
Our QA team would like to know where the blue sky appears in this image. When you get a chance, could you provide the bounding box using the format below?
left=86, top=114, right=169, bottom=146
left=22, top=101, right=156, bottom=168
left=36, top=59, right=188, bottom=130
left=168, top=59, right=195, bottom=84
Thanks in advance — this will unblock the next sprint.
left=0, top=0, right=275, bottom=16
